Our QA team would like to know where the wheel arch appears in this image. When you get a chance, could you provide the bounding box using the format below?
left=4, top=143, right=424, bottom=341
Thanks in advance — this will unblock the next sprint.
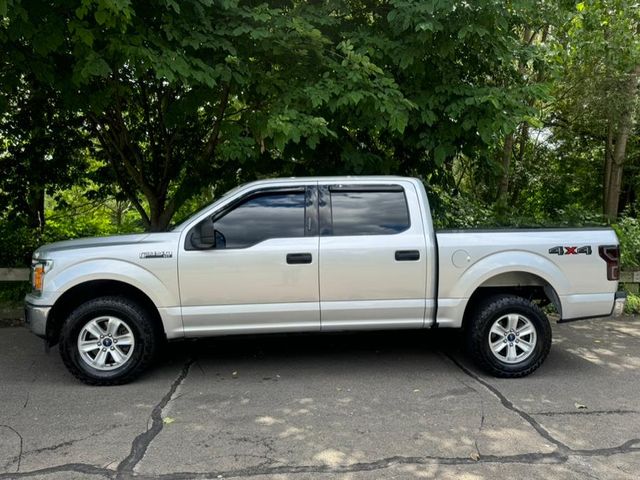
left=461, top=271, right=562, bottom=330
left=47, top=280, right=166, bottom=347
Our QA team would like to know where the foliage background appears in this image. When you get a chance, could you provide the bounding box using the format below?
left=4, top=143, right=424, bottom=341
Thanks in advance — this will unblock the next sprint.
left=1, top=0, right=639, bottom=277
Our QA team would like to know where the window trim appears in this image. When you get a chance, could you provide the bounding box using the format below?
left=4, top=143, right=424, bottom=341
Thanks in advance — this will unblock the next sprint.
left=184, top=186, right=317, bottom=250
left=319, top=184, right=411, bottom=237
left=329, top=184, right=405, bottom=193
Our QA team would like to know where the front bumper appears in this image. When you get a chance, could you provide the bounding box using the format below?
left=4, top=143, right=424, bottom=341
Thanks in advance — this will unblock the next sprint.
left=24, top=303, right=51, bottom=338
left=612, top=291, right=627, bottom=318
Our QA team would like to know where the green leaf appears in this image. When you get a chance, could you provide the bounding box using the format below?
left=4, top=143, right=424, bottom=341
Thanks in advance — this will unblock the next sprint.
left=434, top=145, right=447, bottom=166
left=80, top=53, right=111, bottom=79
left=74, top=27, right=95, bottom=47
left=94, top=9, right=108, bottom=25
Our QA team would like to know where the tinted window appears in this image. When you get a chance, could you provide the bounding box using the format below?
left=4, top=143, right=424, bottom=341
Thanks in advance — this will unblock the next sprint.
left=330, top=189, right=410, bottom=236
left=214, top=191, right=306, bottom=248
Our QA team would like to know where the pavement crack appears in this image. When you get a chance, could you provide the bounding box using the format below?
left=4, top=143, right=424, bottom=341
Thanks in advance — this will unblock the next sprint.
left=3, top=441, right=640, bottom=480
left=0, top=424, right=24, bottom=473
left=474, top=398, right=485, bottom=458
left=534, top=409, right=640, bottom=416
left=136, top=452, right=567, bottom=479
left=571, top=438, right=640, bottom=457
left=116, top=358, right=194, bottom=478
left=3, top=350, right=640, bottom=480
left=22, top=360, right=38, bottom=410
left=194, top=359, right=206, bottom=376
left=444, top=353, right=570, bottom=452
left=445, top=358, right=486, bottom=458
left=2, top=424, right=126, bottom=471
left=2, top=452, right=562, bottom=480
left=445, top=353, right=640, bottom=461
left=0, top=463, right=111, bottom=479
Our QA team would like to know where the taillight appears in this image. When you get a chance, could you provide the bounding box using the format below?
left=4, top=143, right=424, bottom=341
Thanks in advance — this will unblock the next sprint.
left=599, top=245, right=620, bottom=281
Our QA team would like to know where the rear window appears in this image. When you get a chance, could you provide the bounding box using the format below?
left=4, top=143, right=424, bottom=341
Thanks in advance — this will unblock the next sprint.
left=329, top=188, right=410, bottom=236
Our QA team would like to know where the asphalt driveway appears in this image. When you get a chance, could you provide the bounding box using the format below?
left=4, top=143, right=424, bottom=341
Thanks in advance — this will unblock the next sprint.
left=1, top=316, right=640, bottom=479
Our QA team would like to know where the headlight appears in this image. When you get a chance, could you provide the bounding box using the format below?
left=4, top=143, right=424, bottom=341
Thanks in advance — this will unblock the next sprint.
left=31, top=260, right=53, bottom=293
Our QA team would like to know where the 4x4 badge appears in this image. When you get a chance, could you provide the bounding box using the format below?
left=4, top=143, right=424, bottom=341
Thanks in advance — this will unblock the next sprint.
left=548, top=246, right=592, bottom=256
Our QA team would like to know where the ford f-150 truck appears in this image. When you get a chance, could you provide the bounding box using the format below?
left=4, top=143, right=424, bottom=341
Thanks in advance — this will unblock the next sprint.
left=24, top=176, right=626, bottom=385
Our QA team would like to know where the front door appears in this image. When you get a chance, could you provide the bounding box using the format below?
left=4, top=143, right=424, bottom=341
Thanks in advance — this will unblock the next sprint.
left=178, top=185, right=320, bottom=336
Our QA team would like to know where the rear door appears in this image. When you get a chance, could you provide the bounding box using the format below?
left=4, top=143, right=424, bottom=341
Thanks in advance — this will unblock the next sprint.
left=318, top=181, right=427, bottom=330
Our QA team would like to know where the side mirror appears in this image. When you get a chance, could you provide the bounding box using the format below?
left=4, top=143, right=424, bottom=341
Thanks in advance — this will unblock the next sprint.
left=190, top=219, right=216, bottom=249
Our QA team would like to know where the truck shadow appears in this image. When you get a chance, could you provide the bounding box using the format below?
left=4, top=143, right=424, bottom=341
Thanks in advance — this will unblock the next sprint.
left=158, top=328, right=464, bottom=370
left=151, top=317, right=640, bottom=380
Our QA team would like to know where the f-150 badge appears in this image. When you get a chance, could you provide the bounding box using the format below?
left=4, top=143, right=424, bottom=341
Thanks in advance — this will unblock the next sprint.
left=140, top=251, right=173, bottom=259
left=548, top=246, right=592, bottom=256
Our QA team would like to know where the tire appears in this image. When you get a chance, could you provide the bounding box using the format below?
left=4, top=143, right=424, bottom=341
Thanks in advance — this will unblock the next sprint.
left=465, top=294, right=552, bottom=378
left=59, top=296, right=159, bottom=385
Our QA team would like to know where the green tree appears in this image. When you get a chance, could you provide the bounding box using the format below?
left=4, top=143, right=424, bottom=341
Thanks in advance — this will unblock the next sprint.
left=1, top=0, right=412, bottom=231
left=554, top=0, right=640, bottom=221
left=0, top=78, right=88, bottom=231
left=336, top=0, right=556, bottom=195
left=3, top=0, right=635, bottom=237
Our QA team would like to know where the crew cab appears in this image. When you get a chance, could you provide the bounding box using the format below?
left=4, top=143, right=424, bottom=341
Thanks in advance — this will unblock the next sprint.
left=24, top=176, right=626, bottom=385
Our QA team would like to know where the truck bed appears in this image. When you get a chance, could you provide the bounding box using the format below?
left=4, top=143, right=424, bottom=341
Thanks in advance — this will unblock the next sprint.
left=434, top=227, right=619, bottom=327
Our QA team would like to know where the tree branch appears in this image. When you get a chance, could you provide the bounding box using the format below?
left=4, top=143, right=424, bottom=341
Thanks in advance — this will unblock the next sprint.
left=87, top=115, right=151, bottom=228
left=199, top=83, right=231, bottom=164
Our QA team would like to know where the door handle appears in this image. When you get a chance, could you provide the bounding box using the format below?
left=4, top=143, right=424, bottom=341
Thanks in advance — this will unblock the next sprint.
left=395, top=250, right=420, bottom=261
left=286, top=253, right=312, bottom=264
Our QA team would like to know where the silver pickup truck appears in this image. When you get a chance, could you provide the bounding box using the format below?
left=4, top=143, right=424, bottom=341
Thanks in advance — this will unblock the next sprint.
left=25, top=176, right=626, bottom=385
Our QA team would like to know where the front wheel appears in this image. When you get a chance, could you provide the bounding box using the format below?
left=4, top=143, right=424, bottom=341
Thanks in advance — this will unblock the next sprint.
left=59, top=296, right=159, bottom=385
left=465, top=295, right=552, bottom=378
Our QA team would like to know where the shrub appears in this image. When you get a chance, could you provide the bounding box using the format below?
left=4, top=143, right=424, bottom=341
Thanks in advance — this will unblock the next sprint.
left=613, top=216, right=640, bottom=270
left=428, top=185, right=496, bottom=229
left=0, top=282, right=31, bottom=305
left=0, top=220, right=41, bottom=267
left=625, top=292, right=640, bottom=315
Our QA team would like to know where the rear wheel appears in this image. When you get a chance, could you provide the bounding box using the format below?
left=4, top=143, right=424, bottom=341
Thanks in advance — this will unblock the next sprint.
left=59, top=296, right=159, bottom=385
left=466, top=295, right=552, bottom=378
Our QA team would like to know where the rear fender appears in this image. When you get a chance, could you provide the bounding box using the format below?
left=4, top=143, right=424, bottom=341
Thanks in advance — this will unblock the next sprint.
left=452, top=251, right=570, bottom=300
left=436, top=251, right=569, bottom=328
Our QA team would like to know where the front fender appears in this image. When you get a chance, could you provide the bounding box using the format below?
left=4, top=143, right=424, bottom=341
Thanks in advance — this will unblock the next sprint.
left=44, top=258, right=179, bottom=308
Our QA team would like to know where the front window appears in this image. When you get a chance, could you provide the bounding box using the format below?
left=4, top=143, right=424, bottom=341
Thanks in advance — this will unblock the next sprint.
left=213, top=190, right=307, bottom=248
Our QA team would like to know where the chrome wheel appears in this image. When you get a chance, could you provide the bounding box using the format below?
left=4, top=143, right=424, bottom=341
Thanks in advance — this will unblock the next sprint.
left=488, top=313, right=537, bottom=364
left=77, top=316, right=135, bottom=371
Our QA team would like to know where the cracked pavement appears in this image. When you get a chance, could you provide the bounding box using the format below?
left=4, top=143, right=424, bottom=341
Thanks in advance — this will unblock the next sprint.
left=1, top=316, right=640, bottom=479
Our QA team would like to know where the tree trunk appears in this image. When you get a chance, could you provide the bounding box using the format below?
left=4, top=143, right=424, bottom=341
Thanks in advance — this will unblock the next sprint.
left=603, top=120, right=614, bottom=214
left=497, top=132, right=515, bottom=203
left=509, top=123, right=529, bottom=205
left=604, top=65, right=640, bottom=221
left=26, top=186, right=45, bottom=233
left=147, top=195, right=176, bottom=232
left=496, top=27, right=535, bottom=207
